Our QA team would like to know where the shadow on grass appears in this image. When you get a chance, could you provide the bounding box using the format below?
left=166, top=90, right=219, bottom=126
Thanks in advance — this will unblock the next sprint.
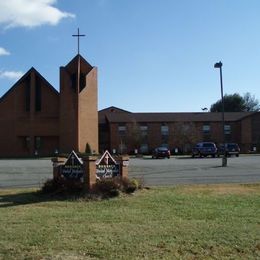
left=0, top=190, right=83, bottom=208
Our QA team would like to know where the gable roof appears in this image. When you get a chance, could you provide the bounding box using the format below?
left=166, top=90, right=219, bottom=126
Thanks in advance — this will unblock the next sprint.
left=99, top=106, right=132, bottom=124
left=0, top=67, right=58, bottom=101
left=64, top=54, right=93, bottom=73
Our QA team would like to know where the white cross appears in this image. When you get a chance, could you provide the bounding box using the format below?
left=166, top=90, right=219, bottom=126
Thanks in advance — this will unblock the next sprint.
left=104, top=154, right=109, bottom=165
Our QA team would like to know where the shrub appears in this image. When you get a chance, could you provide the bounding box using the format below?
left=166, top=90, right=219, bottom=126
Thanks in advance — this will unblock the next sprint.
left=93, top=178, right=121, bottom=198
left=121, top=178, right=139, bottom=193
left=85, top=143, right=92, bottom=155
left=41, top=178, right=84, bottom=195
left=41, top=176, right=142, bottom=199
left=41, top=178, right=60, bottom=194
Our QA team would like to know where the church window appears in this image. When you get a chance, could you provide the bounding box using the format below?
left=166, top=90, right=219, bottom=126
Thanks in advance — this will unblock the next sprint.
left=35, top=76, right=41, bottom=111
left=25, top=75, right=31, bottom=111
left=35, top=136, right=41, bottom=149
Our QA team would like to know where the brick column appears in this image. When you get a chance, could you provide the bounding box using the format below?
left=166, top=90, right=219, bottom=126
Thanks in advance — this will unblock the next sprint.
left=51, top=157, right=66, bottom=179
left=118, top=155, right=129, bottom=179
left=82, top=156, right=98, bottom=191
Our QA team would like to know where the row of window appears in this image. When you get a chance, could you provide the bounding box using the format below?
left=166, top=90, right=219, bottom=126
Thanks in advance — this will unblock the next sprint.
left=119, top=124, right=232, bottom=135
left=203, top=124, right=231, bottom=134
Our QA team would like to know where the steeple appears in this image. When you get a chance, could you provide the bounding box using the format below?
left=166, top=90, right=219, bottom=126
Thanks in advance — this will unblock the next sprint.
left=59, top=33, right=98, bottom=154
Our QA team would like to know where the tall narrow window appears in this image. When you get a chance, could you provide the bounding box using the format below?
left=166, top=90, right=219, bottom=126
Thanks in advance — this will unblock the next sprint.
left=25, top=75, right=31, bottom=112
left=35, top=136, right=41, bottom=149
left=35, top=76, right=41, bottom=111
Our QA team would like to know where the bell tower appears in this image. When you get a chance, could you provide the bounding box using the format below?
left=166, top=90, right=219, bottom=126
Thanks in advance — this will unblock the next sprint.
left=59, top=29, right=98, bottom=154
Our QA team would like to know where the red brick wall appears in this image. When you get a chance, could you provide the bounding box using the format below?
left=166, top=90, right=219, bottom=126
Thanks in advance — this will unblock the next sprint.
left=0, top=69, right=59, bottom=157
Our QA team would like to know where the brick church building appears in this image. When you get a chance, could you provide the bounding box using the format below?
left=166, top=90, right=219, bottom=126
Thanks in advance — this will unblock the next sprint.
left=0, top=55, right=98, bottom=157
left=1, top=53, right=260, bottom=157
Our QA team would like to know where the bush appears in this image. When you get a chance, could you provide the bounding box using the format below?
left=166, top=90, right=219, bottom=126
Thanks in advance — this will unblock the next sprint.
left=41, top=178, right=60, bottom=194
left=93, top=177, right=142, bottom=198
left=41, top=176, right=142, bottom=199
left=41, top=178, right=84, bottom=195
left=93, top=178, right=121, bottom=198
left=121, top=178, right=139, bottom=193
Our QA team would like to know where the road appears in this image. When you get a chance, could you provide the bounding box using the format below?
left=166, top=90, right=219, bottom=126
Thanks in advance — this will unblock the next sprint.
left=0, top=155, right=260, bottom=188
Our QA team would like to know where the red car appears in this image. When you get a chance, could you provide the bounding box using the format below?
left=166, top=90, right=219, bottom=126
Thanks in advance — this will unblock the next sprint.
left=152, top=147, right=171, bottom=159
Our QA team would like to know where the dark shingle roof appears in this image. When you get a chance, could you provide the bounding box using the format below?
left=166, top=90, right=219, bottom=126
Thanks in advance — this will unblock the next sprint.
left=100, top=107, right=254, bottom=123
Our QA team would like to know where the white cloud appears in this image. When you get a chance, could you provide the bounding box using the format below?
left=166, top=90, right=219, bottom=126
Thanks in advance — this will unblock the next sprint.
left=0, top=47, right=10, bottom=56
left=0, top=70, right=24, bottom=81
left=0, top=0, right=75, bottom=29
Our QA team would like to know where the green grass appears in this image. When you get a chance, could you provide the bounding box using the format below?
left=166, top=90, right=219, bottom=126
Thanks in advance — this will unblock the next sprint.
left=0, top=184, right=260, bottom=259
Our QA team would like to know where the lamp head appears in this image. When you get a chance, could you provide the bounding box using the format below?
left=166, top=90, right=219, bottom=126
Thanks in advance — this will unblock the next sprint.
left=214, top=61, right=223, bottom=68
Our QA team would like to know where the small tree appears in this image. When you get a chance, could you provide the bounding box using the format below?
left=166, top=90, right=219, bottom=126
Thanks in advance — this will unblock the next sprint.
left=243, top=92, right=260, bottom=112
left=174, top=122, right=199, bottom=153
left=85, top=143, right=92, bottom=155
left=127, top=121, right=143, bottom=153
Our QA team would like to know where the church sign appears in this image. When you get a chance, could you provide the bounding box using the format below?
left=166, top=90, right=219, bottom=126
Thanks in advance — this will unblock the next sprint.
left=96, top=150, right=120, bottom=179
left=61, top=151, right=84, bottom=180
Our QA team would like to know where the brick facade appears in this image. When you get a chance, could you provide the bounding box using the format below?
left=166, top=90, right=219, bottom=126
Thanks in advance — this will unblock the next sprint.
left=99, top=106, right=260, bottom=154
left=0, top=55, right=98, bottom=157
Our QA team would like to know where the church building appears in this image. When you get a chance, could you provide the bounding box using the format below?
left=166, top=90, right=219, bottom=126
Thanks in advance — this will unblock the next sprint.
left=0, top=54, right=98, bottom=157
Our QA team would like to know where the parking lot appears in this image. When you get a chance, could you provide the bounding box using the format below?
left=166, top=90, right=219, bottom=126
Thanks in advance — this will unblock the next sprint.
left=0, top=155, right=259, bottom=188
left=129, top=155, right=260, bottom=186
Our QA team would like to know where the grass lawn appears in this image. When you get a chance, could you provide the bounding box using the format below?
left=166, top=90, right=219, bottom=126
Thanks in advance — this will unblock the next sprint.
left=0, top=184, right=259, bottom=259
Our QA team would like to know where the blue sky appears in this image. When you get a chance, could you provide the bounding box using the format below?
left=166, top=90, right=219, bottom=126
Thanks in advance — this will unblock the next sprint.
left=0, top=0, right=260, bottom=112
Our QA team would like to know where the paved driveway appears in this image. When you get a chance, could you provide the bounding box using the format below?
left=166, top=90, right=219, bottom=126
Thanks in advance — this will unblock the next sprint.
left=0, top=155, right=259, bottom=188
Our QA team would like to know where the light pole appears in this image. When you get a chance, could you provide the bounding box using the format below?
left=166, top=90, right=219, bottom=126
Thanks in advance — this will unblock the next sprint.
left=214, top=61, right=227, bottom=167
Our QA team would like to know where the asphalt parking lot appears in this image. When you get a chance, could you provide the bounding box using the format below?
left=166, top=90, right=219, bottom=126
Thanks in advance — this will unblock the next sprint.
left=0, top=155, right=259, bottom=188
left=129, top=155, right=260, bottom=186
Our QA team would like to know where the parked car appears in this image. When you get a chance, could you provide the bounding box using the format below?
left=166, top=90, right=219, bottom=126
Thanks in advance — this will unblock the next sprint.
left=152, top=147, right=171, bottom=159
left=192, top=142, right=217, bottom=158
left=217, top=143, right=240, bottom=157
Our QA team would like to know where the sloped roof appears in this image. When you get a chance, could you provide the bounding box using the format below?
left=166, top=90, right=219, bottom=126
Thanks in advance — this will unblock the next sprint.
left=99, top=106, right=132, bottom=124
left=64, top=54, right=93, bottom=73
left=100, top=106, right=255, bottom=123
left=0, top=67, right=58, bottom=101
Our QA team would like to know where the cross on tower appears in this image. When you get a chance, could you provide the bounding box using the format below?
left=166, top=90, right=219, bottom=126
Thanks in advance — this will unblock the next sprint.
left=72, top=28, right=86, bottom=55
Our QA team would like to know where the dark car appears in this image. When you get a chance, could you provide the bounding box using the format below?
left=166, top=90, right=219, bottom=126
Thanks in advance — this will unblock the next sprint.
left=192, top=142, right=217, bottom=158
left=152, top=147, right=171, bottom=159
left=217, top=143, right=240, bottom=157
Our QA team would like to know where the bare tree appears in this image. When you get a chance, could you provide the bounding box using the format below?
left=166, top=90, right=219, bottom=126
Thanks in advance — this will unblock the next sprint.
left=173, top=122, right=199, bottom=153
left=243, top=92, right=260, bottom=111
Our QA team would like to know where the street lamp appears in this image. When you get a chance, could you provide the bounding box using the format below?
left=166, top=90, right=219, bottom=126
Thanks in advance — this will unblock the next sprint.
left=214, top=61, right=227, bottom=167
